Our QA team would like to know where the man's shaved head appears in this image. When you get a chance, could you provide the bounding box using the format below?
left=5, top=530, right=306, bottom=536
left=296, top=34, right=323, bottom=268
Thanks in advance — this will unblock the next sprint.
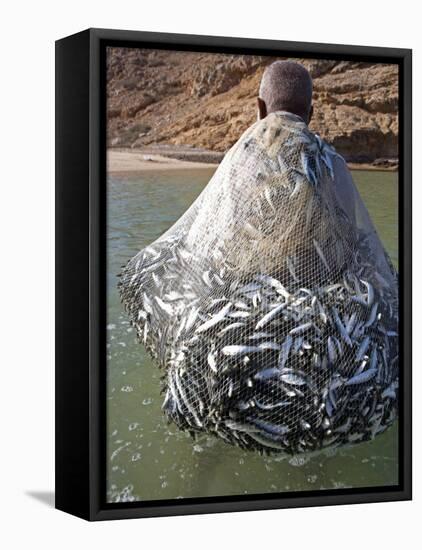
left=258, top=61, right=313, bottom=123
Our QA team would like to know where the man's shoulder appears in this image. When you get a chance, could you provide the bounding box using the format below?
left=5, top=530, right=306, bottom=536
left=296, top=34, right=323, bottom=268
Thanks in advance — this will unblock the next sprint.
left=224, top=113, right=347, bottom=177
left=313, top=133, right=346, bottom=165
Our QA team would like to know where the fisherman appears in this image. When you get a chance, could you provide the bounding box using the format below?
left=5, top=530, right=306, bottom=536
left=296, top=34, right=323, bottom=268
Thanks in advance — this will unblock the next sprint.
left=120, top=60, right=398, bottom=454
left=256, top=60, right=362, bottom=230
left=257, top=60, right=313, bottom=127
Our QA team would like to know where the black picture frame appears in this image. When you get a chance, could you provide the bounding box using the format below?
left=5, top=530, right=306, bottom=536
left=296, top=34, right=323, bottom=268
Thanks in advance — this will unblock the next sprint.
left=55, top=28, right=412, bottom=521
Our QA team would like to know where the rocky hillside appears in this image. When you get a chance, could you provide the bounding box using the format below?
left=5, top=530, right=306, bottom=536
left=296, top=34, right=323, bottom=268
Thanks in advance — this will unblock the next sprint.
left=106, top=47, right=398, bottom=163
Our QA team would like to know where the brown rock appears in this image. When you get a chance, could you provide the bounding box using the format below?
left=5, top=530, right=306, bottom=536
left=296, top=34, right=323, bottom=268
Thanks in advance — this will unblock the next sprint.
left=107, top=49, right=399, bottom=162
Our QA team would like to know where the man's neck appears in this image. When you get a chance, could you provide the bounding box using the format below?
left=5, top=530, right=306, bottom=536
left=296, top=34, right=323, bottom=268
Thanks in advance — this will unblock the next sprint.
left=270, top=110, right=308, bottom=125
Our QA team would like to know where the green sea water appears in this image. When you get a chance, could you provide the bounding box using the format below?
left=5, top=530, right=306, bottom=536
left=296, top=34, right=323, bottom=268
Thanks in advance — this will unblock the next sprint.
left=106, top=168, right=398, bottom=503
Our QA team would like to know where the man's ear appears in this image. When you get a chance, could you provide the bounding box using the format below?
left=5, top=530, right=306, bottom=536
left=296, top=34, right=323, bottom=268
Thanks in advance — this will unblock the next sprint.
left=257, top=97, right=267, bottom=120
left=308, top=105, right=314, bottom=124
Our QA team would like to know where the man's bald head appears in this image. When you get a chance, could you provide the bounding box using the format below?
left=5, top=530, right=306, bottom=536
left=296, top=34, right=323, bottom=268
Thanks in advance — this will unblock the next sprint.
left=258, top=61, right=313, bottom=123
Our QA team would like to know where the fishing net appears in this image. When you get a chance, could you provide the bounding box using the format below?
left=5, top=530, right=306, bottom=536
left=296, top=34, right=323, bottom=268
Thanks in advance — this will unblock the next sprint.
left=119, top=111, right=399, bottom=455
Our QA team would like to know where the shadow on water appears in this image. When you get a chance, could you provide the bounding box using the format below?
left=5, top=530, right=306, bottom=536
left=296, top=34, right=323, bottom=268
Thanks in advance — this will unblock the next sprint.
left=26, top=491, right=55, bottom=508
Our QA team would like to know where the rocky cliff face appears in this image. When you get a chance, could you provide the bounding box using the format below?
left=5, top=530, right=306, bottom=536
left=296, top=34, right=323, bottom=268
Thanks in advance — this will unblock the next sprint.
left=106, top=48, right=398, bottom=163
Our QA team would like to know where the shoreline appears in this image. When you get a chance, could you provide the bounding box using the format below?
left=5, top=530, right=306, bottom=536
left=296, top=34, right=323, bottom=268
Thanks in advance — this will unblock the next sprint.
left=346, top=163, right=397, bottom=173
left=107, top=148, right=398, bottom=175
left=107, top=150, right=218, bottom=174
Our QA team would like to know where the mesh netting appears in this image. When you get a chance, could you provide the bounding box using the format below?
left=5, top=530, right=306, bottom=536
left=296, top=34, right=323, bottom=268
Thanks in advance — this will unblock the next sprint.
left=119, top=111, right=399, bottom=455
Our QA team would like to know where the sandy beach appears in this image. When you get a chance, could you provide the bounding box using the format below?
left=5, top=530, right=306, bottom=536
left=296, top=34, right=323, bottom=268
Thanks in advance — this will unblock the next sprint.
left=107, top=149, right=219, bottom=174
left=347, top=162, right=397, bottom=172
left=107, top=148, right=398, bottom=175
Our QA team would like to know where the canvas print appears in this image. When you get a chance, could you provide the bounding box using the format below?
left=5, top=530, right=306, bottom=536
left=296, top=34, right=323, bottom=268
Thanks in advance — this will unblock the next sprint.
left=106, top=48, right=399, bottom=503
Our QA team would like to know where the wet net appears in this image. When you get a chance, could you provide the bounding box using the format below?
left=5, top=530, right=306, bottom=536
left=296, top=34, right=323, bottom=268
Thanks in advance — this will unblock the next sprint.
left=119, top=111, right=399, bottom=455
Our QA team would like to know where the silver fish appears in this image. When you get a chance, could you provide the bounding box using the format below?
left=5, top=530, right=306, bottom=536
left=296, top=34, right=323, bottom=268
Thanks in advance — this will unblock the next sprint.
left=258, top=341, right=281, bottom=351
left=356, top=336, right=371, bottom=362
left=345, top=368, right=377, bottom=386
left=248, top=331, right=274, bottom=340
left=256, top=274, right=290, bottom=300
left=142, top=293, right=153, bottom=314
left=154, top=296, right=174, bottom=315
left=230, top=310, right=251, bottom=318
left=264, top=186, right=276, bottom=212
left=313, top=239, right=330, bottom=271
left=332, top=307, right=352, bottom=346
left=364, top=302, right=379, bottom=328
left=137, top=310, right=147, bottom=321
left=335, top=418, right=351, bottom=433
left=207, top=352, right=218, bottom=373
left=346, top=312, right=357, bottom=335
left=360, top=279, right=374, bottom=306
left=174, top=370, right=202, bottom=427
left=280, top=373, right=307, bottom=386
left=163, top=291, right=184, bottom=302
left=254, top=368, right=281, bottom=381
left=255, top=303, right=285, bottom=330
left=278, top=335, right=293, bottom=369
left=301, top=151, right=318, bottom=186
left=287, top=256, right=299, bottom=283
left=202, top=270, right=213, bottom=287
left=327, top=336, right=337, bottom=363
left=218, top=322, right=245, bottom=336
left=185, top=306, right=200, bottom=332
left=289, top=322, right=313, bottom=336
left=248, top=432, right=287, bottom=450
left=250, top=418, right=290, bottom=436
left=254, top=398, right=291, bottom=410
left=381, top=385, right=396, bottom=399
left=195, top=302, right=232, bottom=333
left=224, top=420, right=258, bottom=433
left=222, top=345, right=261, bottom=356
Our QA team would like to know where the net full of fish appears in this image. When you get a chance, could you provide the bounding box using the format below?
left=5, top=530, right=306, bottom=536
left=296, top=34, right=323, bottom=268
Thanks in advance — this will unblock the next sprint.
left=119, top=111, right=399, bottom=455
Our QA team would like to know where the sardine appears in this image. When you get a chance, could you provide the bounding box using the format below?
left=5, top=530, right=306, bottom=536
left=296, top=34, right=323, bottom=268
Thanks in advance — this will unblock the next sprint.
left=185, top=306, right=200, bottom=332
left=345, top=368, right=377, bottom=386
left=256, top=274, right=290, bottom=300
left=332, top=307, right=352, bottom=346
left=281, top=373, right=307, bottom=386
left=218, top=322, right=245, bottom=336
left=255, top=303, right=285, bottom=330
left=327, top=336, right=337, bottom=363
left=313, top=239, right=330, bottom=271
left=254, top=398, right=291, bottom=410
left=278, top=335, right=293, bottom=369
left=207, top=352, right=218, bottom=373
left=258, top=341, right=281, bottom=351
left=254, top=368, right=281, bottom=381
left=364, top=302, right=379, bottom=328
left=196, top=302, right=232, bottom=333
left=222, top=345, right=261, bottom=356
left=250, top=418, right=290, bottom=436
left=356, top=336, right=370, bottom=362
left=289, top=322, right=313, bottom=335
